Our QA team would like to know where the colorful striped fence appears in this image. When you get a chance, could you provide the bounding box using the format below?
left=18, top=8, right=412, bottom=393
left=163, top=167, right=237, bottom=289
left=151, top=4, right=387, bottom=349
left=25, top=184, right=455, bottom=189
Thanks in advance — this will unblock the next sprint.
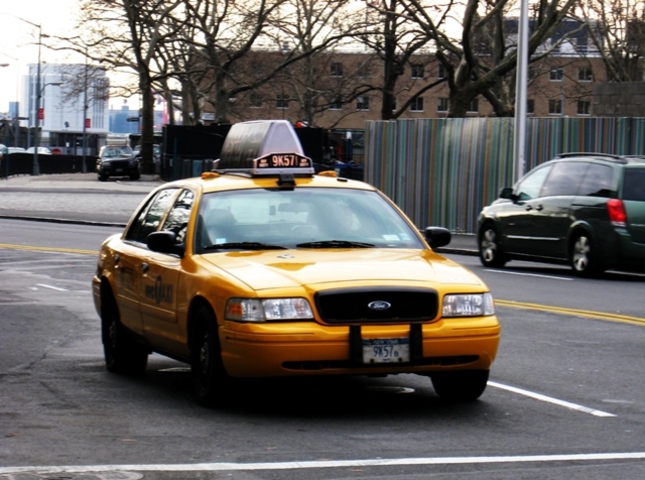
left=365, top=117, right=645, bottom=234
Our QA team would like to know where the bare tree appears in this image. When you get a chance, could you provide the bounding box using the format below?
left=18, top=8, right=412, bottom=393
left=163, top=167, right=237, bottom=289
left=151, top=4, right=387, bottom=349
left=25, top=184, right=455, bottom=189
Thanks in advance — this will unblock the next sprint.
left=399, top=0, right=579, bottom=117
left=347, top=0, right=439, bottom=120
left=259, top=0, right=378, bottom=126
left=70, top=0, right=189, bottom=173
left=579, top=0, right=645, bottom=81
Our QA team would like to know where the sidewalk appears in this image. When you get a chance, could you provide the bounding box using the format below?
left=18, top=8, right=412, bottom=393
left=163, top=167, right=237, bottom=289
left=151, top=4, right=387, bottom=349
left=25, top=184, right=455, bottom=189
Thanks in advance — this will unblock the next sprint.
left=0, top=173, right=163, bottom=226
left=0, top=173, right=478, bottom=255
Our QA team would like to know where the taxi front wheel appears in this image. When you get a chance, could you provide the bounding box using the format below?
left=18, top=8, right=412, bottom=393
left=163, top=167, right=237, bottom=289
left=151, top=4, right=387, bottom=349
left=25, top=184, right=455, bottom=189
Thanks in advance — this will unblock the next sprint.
left=191, top=305, right=230, bottom=407
left=101, top=289, right=148, bottom=375
left=430, top=370, right=489, bottom=402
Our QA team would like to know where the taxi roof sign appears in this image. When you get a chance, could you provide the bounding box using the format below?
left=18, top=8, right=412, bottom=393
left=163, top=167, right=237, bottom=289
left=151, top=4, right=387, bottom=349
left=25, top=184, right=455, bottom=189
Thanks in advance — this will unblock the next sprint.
left=217, top=120, right=314, bottom=175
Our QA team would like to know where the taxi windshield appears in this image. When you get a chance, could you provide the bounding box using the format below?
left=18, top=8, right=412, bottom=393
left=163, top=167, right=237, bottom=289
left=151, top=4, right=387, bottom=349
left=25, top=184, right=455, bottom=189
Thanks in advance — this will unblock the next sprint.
left=194, top=188, right=424, bottom=252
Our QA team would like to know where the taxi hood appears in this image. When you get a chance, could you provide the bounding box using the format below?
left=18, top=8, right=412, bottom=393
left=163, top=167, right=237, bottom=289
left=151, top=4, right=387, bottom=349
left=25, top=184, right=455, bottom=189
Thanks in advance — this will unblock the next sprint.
left=200, top=249, right=484, bottom=292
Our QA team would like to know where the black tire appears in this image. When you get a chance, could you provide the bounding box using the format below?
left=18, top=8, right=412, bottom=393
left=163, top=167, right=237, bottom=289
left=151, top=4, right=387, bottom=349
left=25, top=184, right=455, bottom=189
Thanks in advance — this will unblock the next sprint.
left=129, top=170, right=140, bottom=181
left=478, top=224, right=507, bottom=268
left=98, top=173, right=108, bottom=182
left=431, top=370, right=489, bottom=402
left=190, top=305, right=230, bottom=407
left=101, top=288, right=148, bottom=375
left=570, top=233, right=601, bottom=277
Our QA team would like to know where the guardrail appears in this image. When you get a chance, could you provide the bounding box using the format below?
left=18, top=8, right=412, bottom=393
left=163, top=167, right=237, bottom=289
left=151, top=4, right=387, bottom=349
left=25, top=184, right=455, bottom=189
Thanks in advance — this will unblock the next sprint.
left=0, top=153, right=96, bottom=178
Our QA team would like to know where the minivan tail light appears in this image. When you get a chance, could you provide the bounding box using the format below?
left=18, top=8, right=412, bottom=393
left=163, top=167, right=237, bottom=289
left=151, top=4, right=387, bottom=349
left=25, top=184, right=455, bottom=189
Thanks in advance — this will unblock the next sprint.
left=607, top=199, right=627, bottom=227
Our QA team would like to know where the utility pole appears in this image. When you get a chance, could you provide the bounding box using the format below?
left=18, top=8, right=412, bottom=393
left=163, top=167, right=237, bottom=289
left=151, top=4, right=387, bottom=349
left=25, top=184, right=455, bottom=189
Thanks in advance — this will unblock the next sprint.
left=82, top=50, right=88, bottom=173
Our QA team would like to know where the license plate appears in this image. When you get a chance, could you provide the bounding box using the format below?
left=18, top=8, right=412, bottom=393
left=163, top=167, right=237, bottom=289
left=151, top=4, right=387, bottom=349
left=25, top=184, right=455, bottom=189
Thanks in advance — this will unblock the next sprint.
left=363, top=338, right=410, bottom=364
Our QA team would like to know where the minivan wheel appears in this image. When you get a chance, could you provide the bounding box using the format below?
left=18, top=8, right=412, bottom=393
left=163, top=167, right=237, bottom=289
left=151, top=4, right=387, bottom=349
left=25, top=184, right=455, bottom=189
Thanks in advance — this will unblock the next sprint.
left=479, top=224, right=507, bottom=268
left=570, top=233, right=600, bottom=277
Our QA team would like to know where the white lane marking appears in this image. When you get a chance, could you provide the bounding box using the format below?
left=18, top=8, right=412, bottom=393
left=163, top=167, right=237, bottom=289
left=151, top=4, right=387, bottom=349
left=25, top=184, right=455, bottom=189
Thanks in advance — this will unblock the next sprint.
left=2, top=452, right=645, bottom=474
left=484, top=269, right=572, bottom=281
left=35, top=283, right=69, bottom=292
left=488, top=381, right=615, bottom=417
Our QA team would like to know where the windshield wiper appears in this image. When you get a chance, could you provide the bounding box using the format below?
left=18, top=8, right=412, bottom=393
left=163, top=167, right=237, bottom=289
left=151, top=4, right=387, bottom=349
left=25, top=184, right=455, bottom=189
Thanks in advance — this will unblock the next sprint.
left=295, top=240, right=375, bottom=249
left=203, top=242, right=288, bottom=251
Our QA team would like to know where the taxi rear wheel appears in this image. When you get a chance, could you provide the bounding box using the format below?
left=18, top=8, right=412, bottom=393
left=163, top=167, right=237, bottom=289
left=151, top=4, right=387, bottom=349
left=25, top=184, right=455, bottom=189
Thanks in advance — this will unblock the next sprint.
left=191, top=305, right=230, bottom=407
left=430, top=370, right=489, bottom=402
left=101, top=289, right=148, bottom=375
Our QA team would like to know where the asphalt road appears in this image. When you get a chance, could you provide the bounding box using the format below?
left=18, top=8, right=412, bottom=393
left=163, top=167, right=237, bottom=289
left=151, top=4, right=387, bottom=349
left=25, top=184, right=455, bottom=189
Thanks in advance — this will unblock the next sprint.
left=0, top=218, right=644, bottom=479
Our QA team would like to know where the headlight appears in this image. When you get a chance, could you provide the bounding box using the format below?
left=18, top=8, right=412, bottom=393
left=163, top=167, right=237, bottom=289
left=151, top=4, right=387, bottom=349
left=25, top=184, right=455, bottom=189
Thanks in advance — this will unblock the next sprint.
left=442, top=293, right=495, bottom=317
left=225, top=298, right=314, bottom=322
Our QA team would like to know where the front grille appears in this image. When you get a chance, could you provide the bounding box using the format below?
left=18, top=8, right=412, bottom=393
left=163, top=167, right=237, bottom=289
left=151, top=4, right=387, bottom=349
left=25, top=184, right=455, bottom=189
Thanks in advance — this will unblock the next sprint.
left=314, top=287, right=438, bottom=324
left=110, top=160, right=131, bottom=170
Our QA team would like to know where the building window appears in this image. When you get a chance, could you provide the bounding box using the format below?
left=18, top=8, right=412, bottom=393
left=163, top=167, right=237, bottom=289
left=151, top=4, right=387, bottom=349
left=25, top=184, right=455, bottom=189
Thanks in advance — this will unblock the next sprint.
left=411, top=63, right=424, bottom=79
left=527, top=99, right=535, bottom=115
left=329, top=97, right=342, bottom=110
left=437, top=97, right=449, bottom=112
left=228, top=94, right=237, bottom=103
left=410, top=96, right=424, bottom=112
left=330, top=62, right=343, bottom=77
left=577, top=100, right=591, bottom=115
left=276, top=94, right=289, bottom=110
left=357, top=63, right=370, bottom=77
left=249, top=93, right=262, bottom=109
left=548, top=99, right=563, bottom=115
left=578, top=67, right=593, bottom=82
left=356, top=95, right=370, bottom=111
left=550, top=68, right=564, bottom=81
left=467, top=98, right=479, bottom=113
left=438, top=64, right=447, bottom=79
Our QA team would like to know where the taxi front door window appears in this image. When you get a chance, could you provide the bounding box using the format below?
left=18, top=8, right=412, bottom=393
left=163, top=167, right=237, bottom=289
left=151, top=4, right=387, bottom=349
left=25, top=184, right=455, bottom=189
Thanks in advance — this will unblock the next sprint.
left=125, top=188, right=180, bottom=245
left=161, top=189, right=195, bottom=244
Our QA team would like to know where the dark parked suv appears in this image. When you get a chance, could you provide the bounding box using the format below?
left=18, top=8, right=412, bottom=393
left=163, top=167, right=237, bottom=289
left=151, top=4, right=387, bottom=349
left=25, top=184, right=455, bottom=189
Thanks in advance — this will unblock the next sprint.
left=477, top=153, right=645, bottom=276
left=97, top=145, right=140, bottom=181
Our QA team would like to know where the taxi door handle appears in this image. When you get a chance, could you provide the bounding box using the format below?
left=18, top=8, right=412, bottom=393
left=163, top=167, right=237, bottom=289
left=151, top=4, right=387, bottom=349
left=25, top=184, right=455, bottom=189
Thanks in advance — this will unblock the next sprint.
left=141, top=262, right=150, bottom=274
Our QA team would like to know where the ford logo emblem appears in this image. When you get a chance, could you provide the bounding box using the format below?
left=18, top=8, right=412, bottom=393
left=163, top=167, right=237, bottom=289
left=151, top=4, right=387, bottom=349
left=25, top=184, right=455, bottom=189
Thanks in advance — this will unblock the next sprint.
left=368, top=300, right=391, bottom=311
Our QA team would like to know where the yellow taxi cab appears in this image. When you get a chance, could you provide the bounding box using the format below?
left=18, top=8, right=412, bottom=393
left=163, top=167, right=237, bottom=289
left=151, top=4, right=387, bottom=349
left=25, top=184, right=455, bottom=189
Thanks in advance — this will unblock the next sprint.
left=92, top=120, right=501, bottom=406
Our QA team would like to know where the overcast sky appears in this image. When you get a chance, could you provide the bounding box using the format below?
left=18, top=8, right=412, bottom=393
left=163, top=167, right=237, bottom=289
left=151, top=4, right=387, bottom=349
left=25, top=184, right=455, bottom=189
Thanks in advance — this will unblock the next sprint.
left=0, top=0, right=135, bottom=115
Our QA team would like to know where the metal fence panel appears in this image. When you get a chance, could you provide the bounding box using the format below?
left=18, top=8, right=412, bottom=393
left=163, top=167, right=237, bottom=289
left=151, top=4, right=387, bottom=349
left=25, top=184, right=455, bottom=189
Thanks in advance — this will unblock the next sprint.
left=366, top=117, right=645, bottom=233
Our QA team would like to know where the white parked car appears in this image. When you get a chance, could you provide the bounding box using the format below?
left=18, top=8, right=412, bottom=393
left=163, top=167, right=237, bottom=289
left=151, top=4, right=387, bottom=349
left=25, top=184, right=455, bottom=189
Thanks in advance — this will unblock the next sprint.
left=25, top=147, right=52, bottom=155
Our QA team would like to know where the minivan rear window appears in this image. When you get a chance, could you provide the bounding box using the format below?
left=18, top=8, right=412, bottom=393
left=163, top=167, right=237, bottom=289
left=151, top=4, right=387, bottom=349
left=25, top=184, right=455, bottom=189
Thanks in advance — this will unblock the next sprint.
left=623, top=169, right=645, bottom=201
left=578, top=163, right=614, bottom=197
left=540, top=162, right=587, bottom=197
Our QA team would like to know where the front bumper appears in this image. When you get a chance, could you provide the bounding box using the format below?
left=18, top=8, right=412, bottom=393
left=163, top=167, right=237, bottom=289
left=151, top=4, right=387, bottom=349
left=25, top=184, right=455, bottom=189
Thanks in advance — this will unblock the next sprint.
left=219, top=316, right=500, bottom=378
left=97, top=160, right=138, bottom=176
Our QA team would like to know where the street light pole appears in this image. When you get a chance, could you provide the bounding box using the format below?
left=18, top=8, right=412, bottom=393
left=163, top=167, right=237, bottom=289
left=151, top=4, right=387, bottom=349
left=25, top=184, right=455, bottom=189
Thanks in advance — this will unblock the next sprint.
left=0, top=13, right=47, bottom=170
left=32, top=24, right=44, bottom=176
left=513, top=0, right=529, bottom=182
left=82, top=49, right=88, bottom=173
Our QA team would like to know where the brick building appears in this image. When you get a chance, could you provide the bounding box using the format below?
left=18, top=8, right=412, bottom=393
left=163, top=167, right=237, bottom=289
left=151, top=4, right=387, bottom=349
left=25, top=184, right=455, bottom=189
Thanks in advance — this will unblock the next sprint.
left=199, top=49, right=609, bottom=129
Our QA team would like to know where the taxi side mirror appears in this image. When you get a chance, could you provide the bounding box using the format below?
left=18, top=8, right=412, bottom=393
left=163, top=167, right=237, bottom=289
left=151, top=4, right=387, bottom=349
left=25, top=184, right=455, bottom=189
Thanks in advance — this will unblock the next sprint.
left=423, top=227, right=451, bottom=249
left=147, top=231, right=185, bottom=257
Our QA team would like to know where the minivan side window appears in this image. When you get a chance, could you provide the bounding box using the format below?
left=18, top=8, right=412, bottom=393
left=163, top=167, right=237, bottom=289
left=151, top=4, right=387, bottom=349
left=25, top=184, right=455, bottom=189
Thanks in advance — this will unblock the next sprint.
left=540, top=161, right=588, bottom=197
left=623, top=168, right=645, bottom=201
left=578, top=163, right=615, bottom=197
left=515, top=165, right=552, bottom=201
